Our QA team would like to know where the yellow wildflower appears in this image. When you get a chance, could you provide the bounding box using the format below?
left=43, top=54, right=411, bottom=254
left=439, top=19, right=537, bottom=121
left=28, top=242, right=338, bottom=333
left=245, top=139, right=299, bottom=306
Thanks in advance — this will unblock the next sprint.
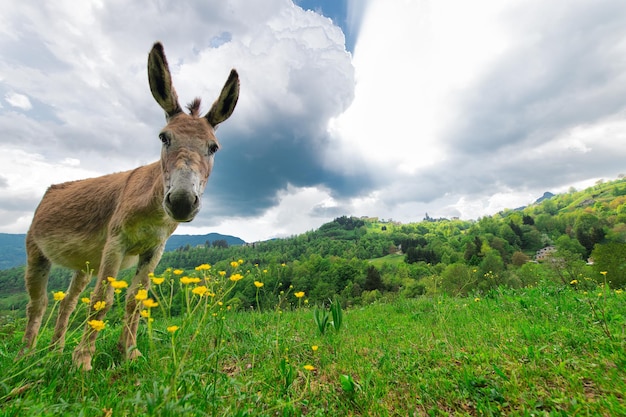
left=281, top=263, right=286, bottom=267
left=142, top=299, right=159, bottom=308
left=107, top=276, right=116, bottom=283
left=263, top=269, right=268, bottom=273
left=151, top=277, right=165, bottom=285
left=238, top=259, right=244, bottom=265
left=600, top=271, right=608, bottom=277
left=93, top=301, right=106, bottom=311
left=219, top=271, right=226, bottom=277
left=312, top=345, right=319, bottom=352
left=140, top=309, right=150, bottom=318
left=570, top=279, right=578, bottom=285
left=88, top=320, right=105, bottom=331
left=230, top=273, right=243, bottom=282
left=254, top=281, right=264, bottom=288
left=195, top=264, right=211, bottom=271
left=230, top=261, right=239, bottom=268
left=180, top=276, right=201, bottom=285
left=192, top=286, right=209, bottom=296
left=110, top=280, right=128, bottom=289
left=81, top=297, right=91, bottom=305
left=173, top=269, right=184, bottom=275
left=474, top=297, right=480, bottom=302
left=616, top=289, right=623, bottom=295
left=303, top=364, right=315, bottom=371
left=53, top=291, right=66, bottom=301
left=135, top=289, right=148, bottom=301
left=167, top=325, right=179, bottom=333
left=294, top=291, right=305, bottom=298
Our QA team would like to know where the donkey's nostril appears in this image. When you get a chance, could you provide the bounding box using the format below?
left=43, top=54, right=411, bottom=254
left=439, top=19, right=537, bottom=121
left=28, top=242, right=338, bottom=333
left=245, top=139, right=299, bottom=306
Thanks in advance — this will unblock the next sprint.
left=164, top=189, right=199, bottom=221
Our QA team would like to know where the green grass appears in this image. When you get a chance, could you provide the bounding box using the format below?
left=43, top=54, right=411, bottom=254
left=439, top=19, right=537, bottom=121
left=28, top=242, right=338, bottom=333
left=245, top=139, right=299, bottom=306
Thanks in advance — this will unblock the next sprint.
left=368, top=253, right=405, bottom=268
left=1, top=281, right=625, bottom=416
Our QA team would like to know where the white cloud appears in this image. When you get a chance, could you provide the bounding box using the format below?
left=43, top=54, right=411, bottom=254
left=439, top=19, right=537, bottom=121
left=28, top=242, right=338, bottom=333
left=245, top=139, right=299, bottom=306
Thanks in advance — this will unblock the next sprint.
left=324, top=0, right=626, bottom=226
left=327, top=0, right=514, bottom=177
left=5, top=92, right=32, bottom=110
left=0, top=0, right=355, bottom=240
left=1, top=0, right=626, bottom=243
left=177, top=184, right=339, bottom=242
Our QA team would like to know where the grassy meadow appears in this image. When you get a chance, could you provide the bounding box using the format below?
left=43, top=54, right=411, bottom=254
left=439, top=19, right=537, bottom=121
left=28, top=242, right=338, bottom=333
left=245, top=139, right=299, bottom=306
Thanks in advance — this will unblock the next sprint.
left=0, top=268, right=625, bottom=416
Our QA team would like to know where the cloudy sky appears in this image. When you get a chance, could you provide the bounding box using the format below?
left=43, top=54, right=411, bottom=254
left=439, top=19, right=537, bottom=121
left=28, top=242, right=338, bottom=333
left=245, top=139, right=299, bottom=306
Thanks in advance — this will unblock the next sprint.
left=1, top=0, right=625, bottom=243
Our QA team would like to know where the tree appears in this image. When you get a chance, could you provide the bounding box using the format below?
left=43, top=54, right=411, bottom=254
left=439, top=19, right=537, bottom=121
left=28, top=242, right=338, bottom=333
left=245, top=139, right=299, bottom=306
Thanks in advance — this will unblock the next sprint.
left=574, top=213, right=606, bottom=256
left=591, top=242, right=626, bottom=288
left=364, top=265, right=384, bottom=291
left=212, top=239, right=229, bottom=249
left=511, top=251, right=530, bottom=267
left=545, top=249, right=586, bottom=285
left=440, top=263, right=475, bottom=296
left=520, top=226, right=543, bottom=251
left=555, top=235, right=586, bottom=258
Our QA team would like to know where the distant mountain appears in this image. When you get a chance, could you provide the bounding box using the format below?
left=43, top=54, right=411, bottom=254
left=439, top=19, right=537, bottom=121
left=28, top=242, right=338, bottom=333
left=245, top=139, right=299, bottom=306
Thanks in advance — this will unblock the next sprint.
left=535, top=191, right=555, bottom=204
left=0, top=233, right=245, bottom=270
left=164, top=233, right=245, bottom=251
left=0, top=234, right=28, bottom=270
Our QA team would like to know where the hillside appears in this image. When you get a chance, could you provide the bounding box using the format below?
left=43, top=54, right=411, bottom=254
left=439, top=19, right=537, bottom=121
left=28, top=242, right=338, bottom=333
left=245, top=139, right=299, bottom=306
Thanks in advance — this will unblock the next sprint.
left=0, top=232, right=244, bottom=270
left=1, top=177, right=625, bottom=314
left=1, top=283, right=623, bottom=415
left=0, top=234, right=28, bottom=270
left=164, top=233, right=245, bottom=251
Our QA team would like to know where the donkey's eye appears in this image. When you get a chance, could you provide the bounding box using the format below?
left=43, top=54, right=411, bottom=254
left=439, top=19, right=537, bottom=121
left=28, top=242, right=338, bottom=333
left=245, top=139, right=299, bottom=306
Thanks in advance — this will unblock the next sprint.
left=208, top=143, right=219, bottom=155
left=159, top=132, right=170, bottom=146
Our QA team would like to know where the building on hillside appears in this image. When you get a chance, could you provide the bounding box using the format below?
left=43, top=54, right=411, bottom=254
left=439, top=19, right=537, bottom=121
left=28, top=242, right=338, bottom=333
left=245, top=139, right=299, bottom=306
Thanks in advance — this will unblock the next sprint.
left=535, top=246, right=556, bottom=261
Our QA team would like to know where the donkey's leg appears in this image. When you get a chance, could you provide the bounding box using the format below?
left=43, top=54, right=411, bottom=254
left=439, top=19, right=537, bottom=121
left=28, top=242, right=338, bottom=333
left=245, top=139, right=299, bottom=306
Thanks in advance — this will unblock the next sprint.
left=51, top=270, right=90, bottom=350
left=72, top=242, right=122, bottom=370
left=21, top=236, right=52, bottom=352
left=118, top=246, right=165, bottom=360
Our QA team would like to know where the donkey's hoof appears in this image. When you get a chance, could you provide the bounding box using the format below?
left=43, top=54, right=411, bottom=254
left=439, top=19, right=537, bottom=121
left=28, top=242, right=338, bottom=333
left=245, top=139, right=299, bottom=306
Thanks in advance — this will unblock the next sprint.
left=72, top=349, right=93, bottom=371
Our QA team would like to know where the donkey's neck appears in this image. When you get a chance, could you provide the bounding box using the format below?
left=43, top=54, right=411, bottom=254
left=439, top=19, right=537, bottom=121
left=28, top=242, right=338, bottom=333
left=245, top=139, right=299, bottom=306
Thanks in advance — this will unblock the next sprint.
left=125, top=161, right=172, bottom=223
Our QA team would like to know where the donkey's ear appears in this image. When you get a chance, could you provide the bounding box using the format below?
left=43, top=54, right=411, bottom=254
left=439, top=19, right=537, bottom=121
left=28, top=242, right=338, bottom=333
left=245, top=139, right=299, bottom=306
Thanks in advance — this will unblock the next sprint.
left=205, top=69, right=240, bottom=127
left=148, top=42, right=183, bottom=119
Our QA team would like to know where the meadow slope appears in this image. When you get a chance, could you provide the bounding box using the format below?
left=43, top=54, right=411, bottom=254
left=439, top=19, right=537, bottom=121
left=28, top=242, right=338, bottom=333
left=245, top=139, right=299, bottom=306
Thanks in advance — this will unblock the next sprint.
left=1, top=278, right=624, bottom=416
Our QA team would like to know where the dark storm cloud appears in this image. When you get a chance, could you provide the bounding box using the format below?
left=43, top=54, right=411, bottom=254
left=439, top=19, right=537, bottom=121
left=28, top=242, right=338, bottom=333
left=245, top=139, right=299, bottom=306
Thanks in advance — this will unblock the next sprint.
left=0, top=0, right=356, bottom=236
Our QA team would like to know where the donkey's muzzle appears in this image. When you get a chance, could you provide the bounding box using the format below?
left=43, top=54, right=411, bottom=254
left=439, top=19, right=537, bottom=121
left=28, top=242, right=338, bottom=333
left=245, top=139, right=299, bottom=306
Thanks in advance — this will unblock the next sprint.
left=164, top=189, right=200, bottom=222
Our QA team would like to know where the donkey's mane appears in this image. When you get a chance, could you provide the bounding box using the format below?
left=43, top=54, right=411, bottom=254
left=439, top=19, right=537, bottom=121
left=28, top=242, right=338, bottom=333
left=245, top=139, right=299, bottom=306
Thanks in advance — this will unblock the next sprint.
left=186, top=98, right=202, bottom=117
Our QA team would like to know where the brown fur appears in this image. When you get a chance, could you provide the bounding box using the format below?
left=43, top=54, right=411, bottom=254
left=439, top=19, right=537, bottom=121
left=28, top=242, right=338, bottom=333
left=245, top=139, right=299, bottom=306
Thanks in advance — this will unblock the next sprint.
left=21, top=42, right=239, bottom=370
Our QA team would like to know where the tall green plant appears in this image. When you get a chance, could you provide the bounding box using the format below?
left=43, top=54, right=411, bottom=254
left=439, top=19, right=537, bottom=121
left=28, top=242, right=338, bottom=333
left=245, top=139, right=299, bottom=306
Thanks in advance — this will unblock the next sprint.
left=314, top=297, right=343, bottom=335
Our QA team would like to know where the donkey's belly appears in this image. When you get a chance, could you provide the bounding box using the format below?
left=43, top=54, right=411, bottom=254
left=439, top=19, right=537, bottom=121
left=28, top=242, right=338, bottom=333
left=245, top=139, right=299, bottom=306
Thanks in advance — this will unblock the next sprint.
left=36, top=234, right=139, bottom=273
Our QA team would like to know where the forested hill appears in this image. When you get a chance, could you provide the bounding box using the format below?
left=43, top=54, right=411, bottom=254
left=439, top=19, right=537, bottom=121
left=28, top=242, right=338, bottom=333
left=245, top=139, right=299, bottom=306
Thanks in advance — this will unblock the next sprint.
left=1, top=177, right=625, bottom=313
left=0, top=234, right=28, bottom=270
left=0, top=232, right=244, bottom=270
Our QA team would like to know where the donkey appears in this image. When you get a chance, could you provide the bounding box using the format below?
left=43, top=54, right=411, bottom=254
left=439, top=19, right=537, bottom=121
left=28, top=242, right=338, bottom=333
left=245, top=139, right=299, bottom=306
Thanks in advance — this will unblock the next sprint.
left=21, top=42, right=239, bottom=370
